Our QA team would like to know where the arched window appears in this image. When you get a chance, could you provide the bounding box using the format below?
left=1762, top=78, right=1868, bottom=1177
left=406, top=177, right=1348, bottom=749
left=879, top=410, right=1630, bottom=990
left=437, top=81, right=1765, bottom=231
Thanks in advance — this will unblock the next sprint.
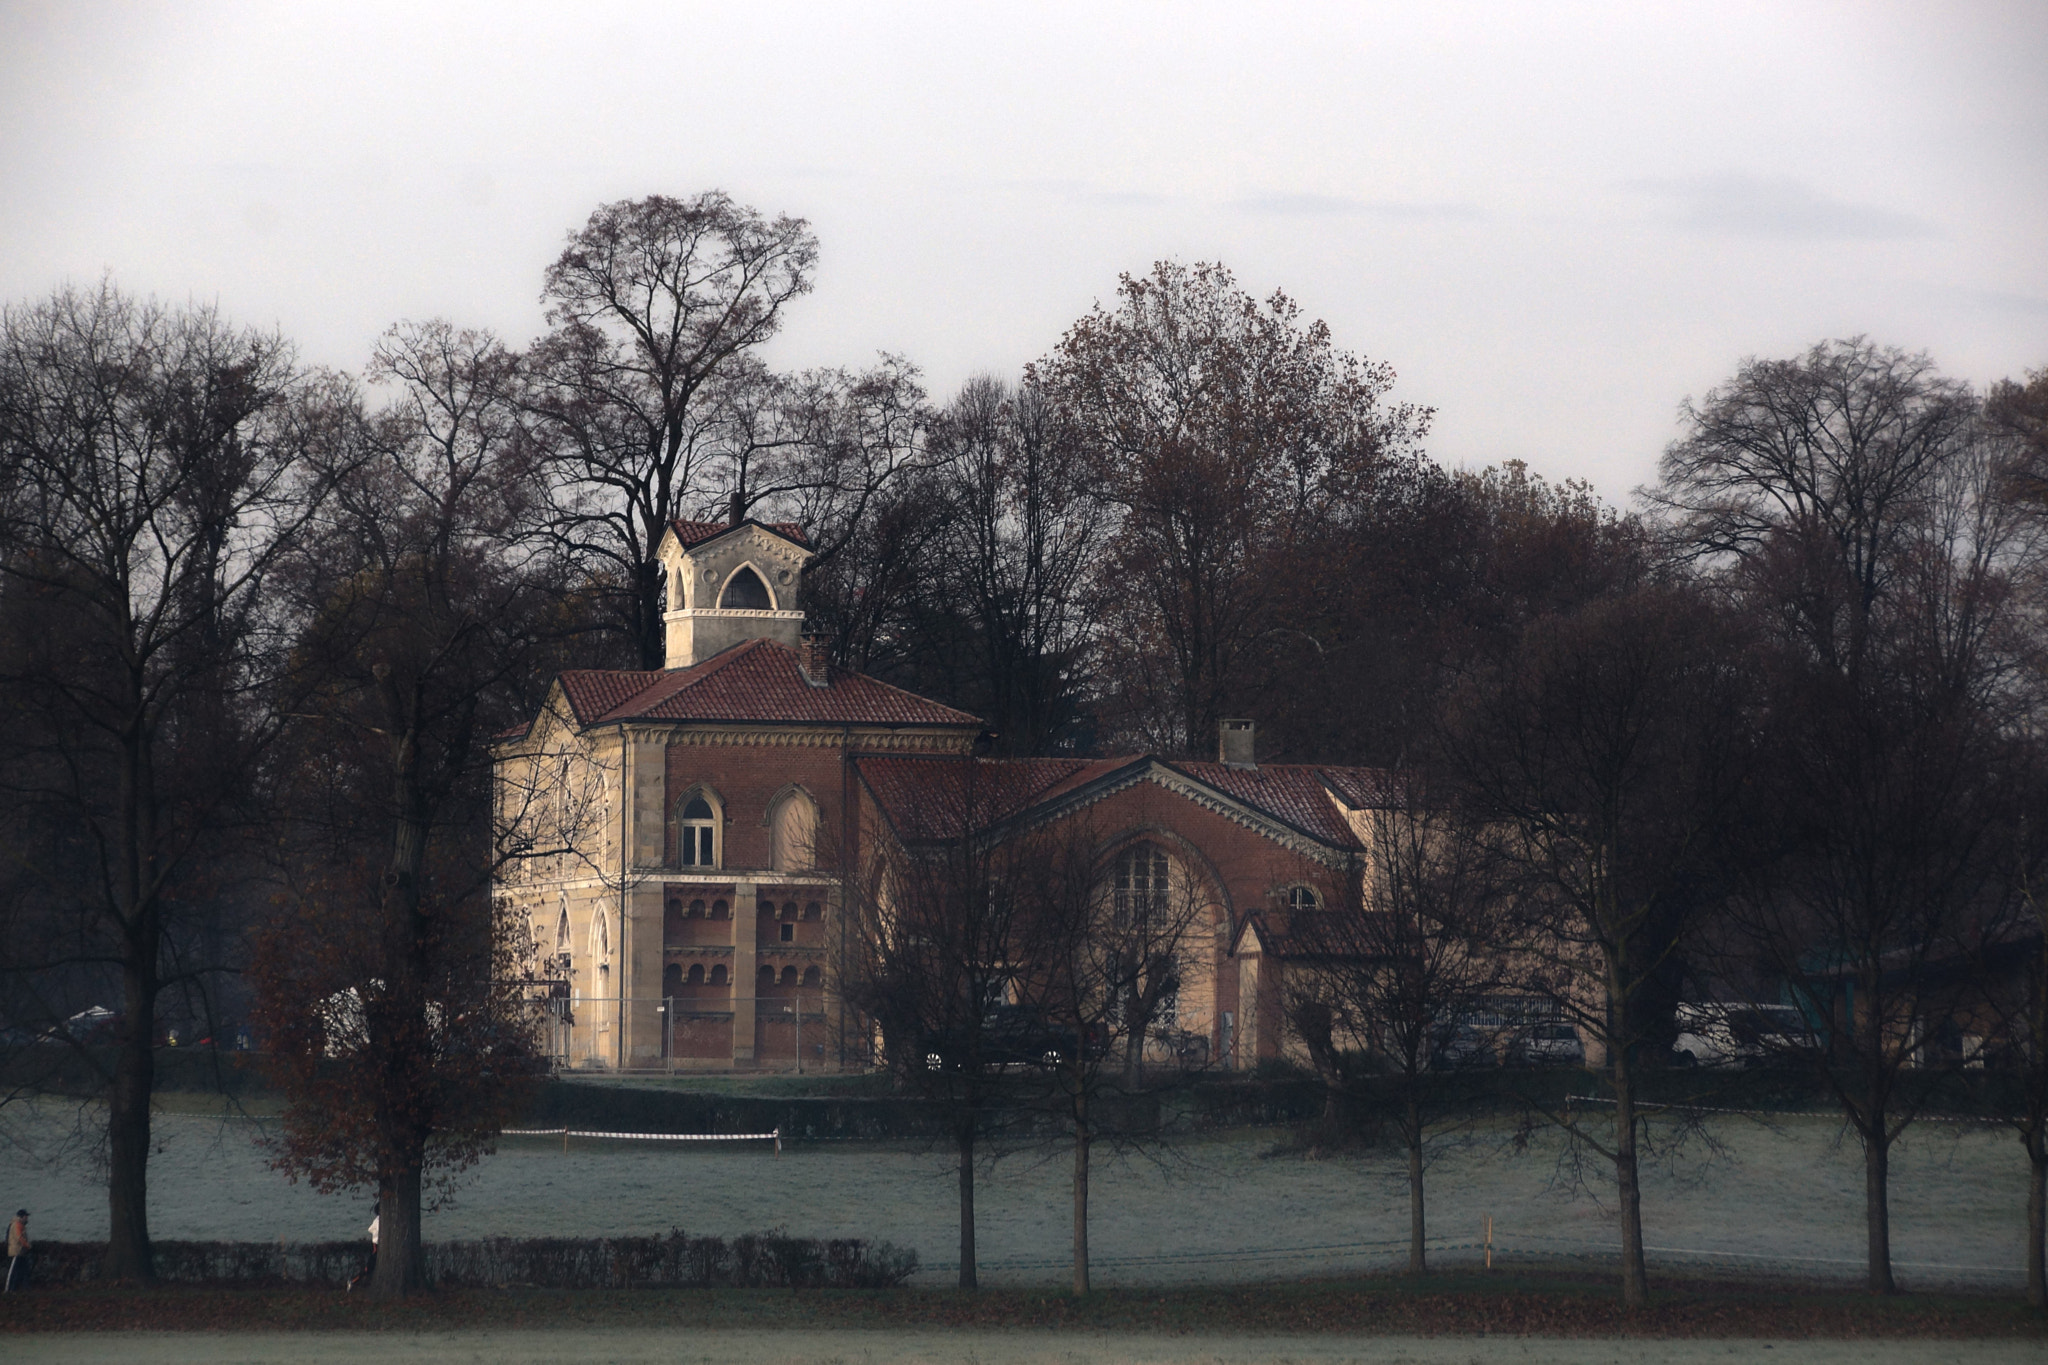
left=801, top=966, right=822, bottom=988
left=757, top=965, right=775, bottom=990
left=709, top=963, right=728, bottom=986
left=553, top=903, right=571, bottom=953
left=662, top=963, right=682, bottom=997
left=803, top=901, right=822, bottom=921
left=1114, top=843, right=1170, bottom=925
left=721, top=565, right=772, bottom=610
left=686, top=963, right=705, bottom=985
left=688, top=898, right=705, bottom=918
left=1287, top=886, right=1320, bottom=913
left=769, top=790, right=819, bottom=872
left=711, top=898, right=729, bottom=920
left=679, top=794, right=717, bottom=868
left=779, top=966, right=799, bottom=987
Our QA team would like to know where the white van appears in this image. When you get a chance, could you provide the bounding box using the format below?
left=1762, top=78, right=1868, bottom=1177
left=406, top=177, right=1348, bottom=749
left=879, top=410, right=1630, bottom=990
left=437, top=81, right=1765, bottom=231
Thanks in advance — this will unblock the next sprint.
left=1672, top=1002, right=1813, bottom=1068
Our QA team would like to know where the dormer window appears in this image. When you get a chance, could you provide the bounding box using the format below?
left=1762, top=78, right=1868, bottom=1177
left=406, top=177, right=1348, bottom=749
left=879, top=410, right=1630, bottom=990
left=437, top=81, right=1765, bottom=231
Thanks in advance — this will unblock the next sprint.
left=721, top=566, right=772, bottom=610
left=680, top=795, right=717, bottom=867
left=1287, top=886, right=1320, bottom=913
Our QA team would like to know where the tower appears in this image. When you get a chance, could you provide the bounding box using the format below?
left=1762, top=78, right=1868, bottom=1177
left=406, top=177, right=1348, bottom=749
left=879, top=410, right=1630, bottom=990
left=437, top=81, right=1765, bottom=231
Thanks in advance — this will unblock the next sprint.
left=656, top=519, right=813, bottom=668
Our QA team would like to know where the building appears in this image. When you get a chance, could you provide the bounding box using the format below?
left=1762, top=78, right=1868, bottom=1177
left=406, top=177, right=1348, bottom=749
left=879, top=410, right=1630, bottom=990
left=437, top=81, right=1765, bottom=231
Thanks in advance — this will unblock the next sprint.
left=494, top=517, right=1405, bottom=1071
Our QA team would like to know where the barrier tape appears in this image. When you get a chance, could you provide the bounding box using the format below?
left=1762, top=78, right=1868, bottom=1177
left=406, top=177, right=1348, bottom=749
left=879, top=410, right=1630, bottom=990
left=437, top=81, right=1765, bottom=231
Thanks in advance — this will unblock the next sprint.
left=503, top=1127, right=782, bottom=1152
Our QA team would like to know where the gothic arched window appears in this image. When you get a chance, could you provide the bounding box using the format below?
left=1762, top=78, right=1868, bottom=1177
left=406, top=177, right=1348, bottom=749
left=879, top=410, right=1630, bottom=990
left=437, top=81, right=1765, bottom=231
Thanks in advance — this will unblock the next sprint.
left=721, top=566, right=772, bottom=610
left=679, top=795, right=717, bottom=868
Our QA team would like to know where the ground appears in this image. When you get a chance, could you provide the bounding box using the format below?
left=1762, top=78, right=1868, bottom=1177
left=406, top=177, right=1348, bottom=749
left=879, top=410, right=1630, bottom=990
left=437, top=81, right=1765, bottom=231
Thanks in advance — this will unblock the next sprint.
left=6, top=1330, right=2044, bottom=1364
left=2, top=1102, right=2026, bottom=1289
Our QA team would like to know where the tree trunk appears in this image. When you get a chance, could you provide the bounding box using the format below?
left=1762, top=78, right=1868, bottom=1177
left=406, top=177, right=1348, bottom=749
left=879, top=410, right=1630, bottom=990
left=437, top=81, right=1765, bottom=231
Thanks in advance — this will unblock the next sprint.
left=1405, top=1092, right=1426, bottom=1276
left=103, top=716, right=158, bottom=1284
left=2027, top=1124, right=2046, bottom=1311
left=371, top=1167, right=427, bottom=1296
left=1613, top=1046, right=1649, bottom=1307
left=1863, top=1126, right=1897, bottom=1294
left=102, top=974, right=156, bottom=1283
left=1072, top=1095, right=1090, bottom=1295
left=957, top=1118, right=978, bottom=1290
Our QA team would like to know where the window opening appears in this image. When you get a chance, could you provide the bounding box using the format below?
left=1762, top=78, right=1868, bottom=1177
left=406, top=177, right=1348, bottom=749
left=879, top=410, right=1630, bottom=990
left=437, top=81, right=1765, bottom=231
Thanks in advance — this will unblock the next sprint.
left=686, top=963, right=705, bottom=985
left=1287, top=886, right=1320, bottom=913
left=1114, top=843, right=1170, bottom=926
left=680, top=795, right=716, bottom=868
left=720, top=566, right=772, bottom=610
left=779, top=923, right=795, bottom=942
left=708, top=964, right=728, bottom=986
left=801, top=966, right=822, bottom=988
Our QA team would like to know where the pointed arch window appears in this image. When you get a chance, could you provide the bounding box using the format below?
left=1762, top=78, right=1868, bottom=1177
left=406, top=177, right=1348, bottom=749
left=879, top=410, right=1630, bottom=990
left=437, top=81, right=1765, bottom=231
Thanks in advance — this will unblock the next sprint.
left=680, top=795, right=718, bottom=868
left=721, top=566, right=772, bottom=610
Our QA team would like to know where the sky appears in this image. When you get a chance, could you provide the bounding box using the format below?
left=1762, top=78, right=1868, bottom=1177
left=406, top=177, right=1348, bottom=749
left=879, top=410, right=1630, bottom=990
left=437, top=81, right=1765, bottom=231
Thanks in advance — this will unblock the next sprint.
left=2, top=0, right=2043, bottom=500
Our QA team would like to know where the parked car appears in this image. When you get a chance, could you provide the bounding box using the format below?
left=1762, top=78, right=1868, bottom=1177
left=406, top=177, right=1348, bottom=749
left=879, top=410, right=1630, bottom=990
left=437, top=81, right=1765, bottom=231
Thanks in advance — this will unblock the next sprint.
left=1672, top=1002, right=1813, bottom=1068
left=1508, top=1021, right=1585, bottom=1067
left=1431, top=1013, right=1507, bottom=1070
left=919, top=1005, right=1101, bottom=1071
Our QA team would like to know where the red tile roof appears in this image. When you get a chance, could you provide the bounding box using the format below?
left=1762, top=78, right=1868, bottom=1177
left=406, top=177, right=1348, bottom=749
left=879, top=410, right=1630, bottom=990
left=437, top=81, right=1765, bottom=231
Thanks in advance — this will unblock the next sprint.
left=554, top=640, right=982, bottom=730
left=859, top=752, right=1406, bottom=852
left=557, top=669, right=663, bottom=725
left=856, top=756, right=1115, bottom=840
left=1170, top=762, right=1369, bottom=846
left=669, top=518, right=810, bottom=550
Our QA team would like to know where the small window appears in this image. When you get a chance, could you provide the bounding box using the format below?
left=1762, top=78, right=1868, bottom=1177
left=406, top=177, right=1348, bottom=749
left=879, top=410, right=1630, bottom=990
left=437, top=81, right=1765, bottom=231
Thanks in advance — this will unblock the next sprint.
left=758, top=898, right=775, bottom=917
left=689, top=898, right=705, bottom=918
left=1287, top=886, right=1320, bottom=913
left=781, top=901, right=798, bottom=921
left=721, top=566, right=772, bottom=610
left=680, top=796, right=717, bottom=868
left=780, top=923, right=795, bottom=942
left=803, top=901, right=822, bottom=921
left=686, top=963, right=705, bottom=985
left=801, top=966, right=822, bottom=988
left=711, top=899, right=729, bottom=920
left=779, top=966, right=799, bottom=986
left=758, top=965, right=775, bottom=988
left=709, top=964, right=728, bottom=985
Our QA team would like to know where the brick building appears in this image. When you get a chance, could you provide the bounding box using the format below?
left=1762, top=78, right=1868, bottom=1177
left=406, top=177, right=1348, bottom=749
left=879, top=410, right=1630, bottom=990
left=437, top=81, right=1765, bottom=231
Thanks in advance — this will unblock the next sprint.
left=494, top=517, right=1401, bottom=1071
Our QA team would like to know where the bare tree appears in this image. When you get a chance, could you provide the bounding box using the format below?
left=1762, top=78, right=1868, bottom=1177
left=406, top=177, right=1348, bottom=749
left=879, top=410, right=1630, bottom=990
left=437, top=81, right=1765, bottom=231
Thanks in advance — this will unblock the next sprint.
left=1651, top=338, right=2031, bottom=1294
left=1282, top=783, right=1507, bottom=1275
left=522, top=193, right=818, bottom=667
left=0, top=281, right=316, bottom=1282
left=1443, top=583, right=1754, bottom=1307
left=1030, top=260, right=1431, bottom=754
left=254, top=320, right=554, bottom=1296
left=837, top=760, right=1044, bottom=1289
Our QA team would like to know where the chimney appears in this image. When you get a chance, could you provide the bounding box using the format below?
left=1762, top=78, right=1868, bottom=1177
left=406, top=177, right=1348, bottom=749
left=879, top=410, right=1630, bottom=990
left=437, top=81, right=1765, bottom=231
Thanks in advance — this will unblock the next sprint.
left=798, top=632, right=831, bottom=688
left=728, top=488, right=746, bottom=527
left=1219, top=718, right=1256, bottom=769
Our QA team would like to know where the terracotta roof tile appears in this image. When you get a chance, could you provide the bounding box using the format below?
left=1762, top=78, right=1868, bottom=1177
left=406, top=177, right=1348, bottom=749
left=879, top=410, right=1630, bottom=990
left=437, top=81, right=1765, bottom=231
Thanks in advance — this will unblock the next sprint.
left=669, top=518, right=810, bottom=549
left=577, top=640, right=981, bottom=729
left=557, top=670, right=664, bottom=725
left=856, top=756, right=1101, bottom=840
left=1171, top=762, right=1367, bottom=846
left=1319, top=766, right=1409, bottom=810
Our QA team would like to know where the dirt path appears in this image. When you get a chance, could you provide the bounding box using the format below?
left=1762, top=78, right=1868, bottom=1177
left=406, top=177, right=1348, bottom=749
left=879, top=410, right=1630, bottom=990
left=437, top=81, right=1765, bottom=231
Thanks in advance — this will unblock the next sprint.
left=10, top=1331, right=2043, bottom=1365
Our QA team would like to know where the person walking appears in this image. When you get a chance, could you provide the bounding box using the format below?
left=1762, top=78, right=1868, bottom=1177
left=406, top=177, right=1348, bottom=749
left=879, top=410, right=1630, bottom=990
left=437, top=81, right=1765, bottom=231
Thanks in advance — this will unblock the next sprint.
left=5, top=1209, right=29, bottom=1291
left=346, top=1203, right=379, bottom=1292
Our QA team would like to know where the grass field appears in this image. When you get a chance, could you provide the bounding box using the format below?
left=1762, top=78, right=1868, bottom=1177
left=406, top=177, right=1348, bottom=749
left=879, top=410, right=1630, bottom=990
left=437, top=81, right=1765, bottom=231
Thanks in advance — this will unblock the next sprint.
left=2, top=1097, right=2030, bottom=1292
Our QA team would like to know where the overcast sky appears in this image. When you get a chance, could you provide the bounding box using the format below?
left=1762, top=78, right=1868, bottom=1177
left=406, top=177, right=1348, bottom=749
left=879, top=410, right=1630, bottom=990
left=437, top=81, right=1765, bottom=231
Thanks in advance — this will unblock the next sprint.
left=3, top=0, right=2043, bottom=498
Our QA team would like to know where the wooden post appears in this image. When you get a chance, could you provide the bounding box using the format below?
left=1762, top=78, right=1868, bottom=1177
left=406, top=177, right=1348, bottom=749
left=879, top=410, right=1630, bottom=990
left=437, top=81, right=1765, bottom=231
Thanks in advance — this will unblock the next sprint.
left=1485, top=1214, right=1493, bottom=1270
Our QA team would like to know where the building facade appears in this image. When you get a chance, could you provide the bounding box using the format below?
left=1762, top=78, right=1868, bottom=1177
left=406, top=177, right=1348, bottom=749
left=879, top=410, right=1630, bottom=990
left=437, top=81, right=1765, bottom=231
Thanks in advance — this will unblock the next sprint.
left=494, top=517, right=1402, bottom=1071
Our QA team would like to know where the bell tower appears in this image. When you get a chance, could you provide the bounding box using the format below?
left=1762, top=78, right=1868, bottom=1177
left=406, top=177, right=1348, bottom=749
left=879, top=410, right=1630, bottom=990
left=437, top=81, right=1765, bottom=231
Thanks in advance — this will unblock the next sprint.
left=656, top=519, right=812, bottom=668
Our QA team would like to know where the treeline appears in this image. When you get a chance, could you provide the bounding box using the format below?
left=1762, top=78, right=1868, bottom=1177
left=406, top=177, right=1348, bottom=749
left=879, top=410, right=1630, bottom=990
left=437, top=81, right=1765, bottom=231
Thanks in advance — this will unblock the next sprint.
left=2, top=187, right=2045, bottom=1304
